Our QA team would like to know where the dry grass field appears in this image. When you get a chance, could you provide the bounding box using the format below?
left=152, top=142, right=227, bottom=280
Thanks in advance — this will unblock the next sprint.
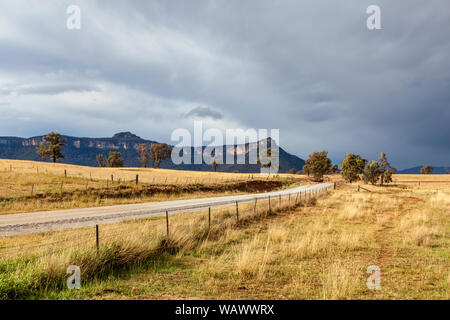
left=0, top=172, right=448, bottom=300
left=0, top=159, right=296, bottom=214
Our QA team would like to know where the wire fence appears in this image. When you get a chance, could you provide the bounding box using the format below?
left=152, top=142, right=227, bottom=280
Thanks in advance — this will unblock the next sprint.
left=0, top=184, right=332, bottom=262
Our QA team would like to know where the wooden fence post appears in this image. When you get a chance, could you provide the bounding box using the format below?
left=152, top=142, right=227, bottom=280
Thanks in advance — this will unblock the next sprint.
left=166, top=211, right=169, bottom=238
left=64, top=169, right=67, bottom=177
left=208, top=207, right=211, bottom=228
left=96, top=224, right=99, bottom=257
left=268, top=196, right=271, bottom=214
left=31, top=184, right=34, bottom=196
left=111, top=175, right=114, bottom=183
left=136, top=174, right=139, bottom=185
left=357, top=185, right=360, bottom=192
left=236, top=201, right=239, bottom=223
left=254, top=198, right=257, bottom=215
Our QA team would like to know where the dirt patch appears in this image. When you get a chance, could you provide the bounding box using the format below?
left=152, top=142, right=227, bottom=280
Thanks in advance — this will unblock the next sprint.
left=397, top=196, right=424, bottom=204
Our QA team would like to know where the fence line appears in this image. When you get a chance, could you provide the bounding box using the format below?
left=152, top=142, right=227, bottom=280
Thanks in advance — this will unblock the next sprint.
left=0, top=184, right=332, bottom=260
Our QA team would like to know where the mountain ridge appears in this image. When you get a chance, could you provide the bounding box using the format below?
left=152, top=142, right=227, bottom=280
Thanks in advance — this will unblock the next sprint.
left=0, top=132, right=305, bottom=173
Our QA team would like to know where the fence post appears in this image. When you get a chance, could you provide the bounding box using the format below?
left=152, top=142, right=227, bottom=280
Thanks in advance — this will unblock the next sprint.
left=254, top=198, right=257, bottom=215
left=295, top=192, right=299, bottom=204
left=268, top=196, right=271, bottom=214
left=279, top=194, right=281, bottom=207
left=334, top=182, right=336, bottom=190
left=136, top=175, right=139, bottom=185
left=111, top=175, right=114, bottom=183
left=166, top=211, right=169, bottom=238
left=96, top=224, right=99, bottom=257
left=208, top=207, right=211, bottom=228
left=64, top=169, right=67, bottom=177
left=236, top=201, right=239, bottom=223
left=357, top=185, right=360, bottom=192
left=31, top=184, right=34, bottom=196
left=288, top=193, right=291, bottom=208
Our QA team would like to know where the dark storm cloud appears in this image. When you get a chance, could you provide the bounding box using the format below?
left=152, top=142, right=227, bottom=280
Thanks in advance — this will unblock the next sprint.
left=0, top=0, right=449, bottom=169
left=184, top=106, right=224, bottom=120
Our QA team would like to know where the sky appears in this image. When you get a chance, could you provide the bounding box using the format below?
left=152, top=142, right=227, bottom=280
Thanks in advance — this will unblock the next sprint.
left=0, top=0, right=449, bottom=169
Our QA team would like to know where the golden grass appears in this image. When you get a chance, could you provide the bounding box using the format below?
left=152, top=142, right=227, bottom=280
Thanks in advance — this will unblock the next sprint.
left=66, top=175, right=447, bottom=300
left=0, top=159, right=295, bottom=214
left=0, top=159, right=280, bottom=186
left=1, top=168, right=449, bottom=299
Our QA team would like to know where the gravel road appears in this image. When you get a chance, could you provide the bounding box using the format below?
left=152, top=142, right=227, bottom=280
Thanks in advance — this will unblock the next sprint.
left=0, top=183, right=331, bottom=237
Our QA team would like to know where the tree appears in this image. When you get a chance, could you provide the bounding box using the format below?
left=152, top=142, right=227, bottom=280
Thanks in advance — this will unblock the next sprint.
left=302, top=164, right=310, bottom=176
left=383, top=170, right=393, bottom=184
left=378, top=152, right=395, bottom=185
left=138, top=144, right=150, bottom=168
left=212, top=160, right=218, bottom=172
left=420, top=165, right=433, bottom=174
left=362, top=160, right=382, bottom=185
left=107, top=152, right=124, bottom=167
left=340, top=153, right=367, bottom=183
left=304, top=151, right=333, bottom=181
left=36, top=132, right=66, bottom=163
left=329, top=164, right=338, bottom=174
left=150, top=143, right=172, bottom=168
left=96, top=154, right=107, bottom=167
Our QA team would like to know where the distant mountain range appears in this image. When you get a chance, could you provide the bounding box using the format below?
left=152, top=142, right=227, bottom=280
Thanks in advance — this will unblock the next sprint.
left=397, top=166, right=450, bottom=174
left=0, top=132, right=305, bottom=173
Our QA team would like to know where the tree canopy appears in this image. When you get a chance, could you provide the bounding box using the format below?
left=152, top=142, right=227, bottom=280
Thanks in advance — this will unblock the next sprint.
left=340, top=153, right=367, bottom=183
left=304, top=150, right=333, bottom=181
left=150, top=143, right=172, bottom=168
left=36, top=132, right=66, bottom=163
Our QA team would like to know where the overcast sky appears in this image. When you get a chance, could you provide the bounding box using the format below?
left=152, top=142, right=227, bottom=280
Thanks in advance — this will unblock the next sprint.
left=0, top=0, right=449, bottom=169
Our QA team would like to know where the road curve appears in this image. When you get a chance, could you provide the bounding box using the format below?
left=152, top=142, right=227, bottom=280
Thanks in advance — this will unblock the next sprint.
left=0, top=183, right=331, bottom=237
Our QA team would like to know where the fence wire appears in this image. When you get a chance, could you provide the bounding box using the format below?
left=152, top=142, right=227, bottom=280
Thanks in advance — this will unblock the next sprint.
left=0, top=185, right=332, bottom=261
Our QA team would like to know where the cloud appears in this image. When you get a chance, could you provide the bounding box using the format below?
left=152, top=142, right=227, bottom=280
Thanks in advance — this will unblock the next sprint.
left=18, top=84, right=99, bottom=95
left=184, top=106, right=224, bottom=120
left=0, top=0, right=448, bottom=169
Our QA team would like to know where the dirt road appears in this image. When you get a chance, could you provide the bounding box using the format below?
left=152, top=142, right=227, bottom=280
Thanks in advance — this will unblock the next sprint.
left=0, top=183, right=331, bottom=237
